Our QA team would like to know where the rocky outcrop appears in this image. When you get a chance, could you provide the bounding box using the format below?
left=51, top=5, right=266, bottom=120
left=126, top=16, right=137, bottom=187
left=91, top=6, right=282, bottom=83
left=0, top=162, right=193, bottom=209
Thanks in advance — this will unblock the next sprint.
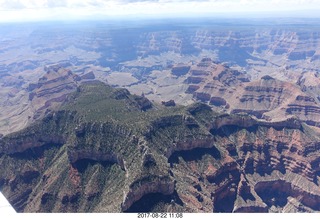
left=209, top=97, right=227, bottom=107
left=186, top=76, right=204, bottom=84
left=80, top=71, right=95, bottom=80
left=121, top=175, right=175, bottom=212
left=180, top=61, right=320, bottom=127
left=193, top=92, right=211, bottom=102
left=0, top=65, right=81, bottom=136
left=26, top=65, right=85, bottom=123
left=180, top=59, right=249, bottom=110
left=166, top=138, right=215, bottom=159
left=161, top=100, right=176, bottom=107
left=68, top=149, right=125, bottom=170
left=111, top=88, right=153, bottom=111
left=186, top=85, right=200, bottom=93
left=132, top=96, right=153, bottom=111
left=210, top=114, right=302, bottom=131
left=233, top=76, right=320, bottom=126
left=171, top=65, right=190, bottom=76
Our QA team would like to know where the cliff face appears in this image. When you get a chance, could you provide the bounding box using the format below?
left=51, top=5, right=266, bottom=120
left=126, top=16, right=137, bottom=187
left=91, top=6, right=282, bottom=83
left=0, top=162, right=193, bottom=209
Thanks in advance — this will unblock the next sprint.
left=212, top=122, right=320, bottom=212
left=0, top=65, right=84, bottom=136
left=170, top=112, right=320, bottom=213
left=177, top=58, right=320, bottom=128
left=1, top=82, right=320, bottom=213
left=28, top=64, right=80, bottom=120
left=128, top=26, right=320, bottom=86
left=135, top=27, right=320, bottom=66
left=183, top=58, right=249, bottom=109
left=229, top=76, right=320, bottom=126
left=2, top=21, right=320, bottom=73
left=102, top=23, right=320, bottom=114
left=2, top=20, right=320, bottom=136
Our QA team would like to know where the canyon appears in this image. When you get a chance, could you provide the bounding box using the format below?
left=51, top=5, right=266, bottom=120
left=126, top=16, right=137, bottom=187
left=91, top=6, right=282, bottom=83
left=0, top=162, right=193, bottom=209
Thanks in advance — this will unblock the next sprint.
left=1, top=82, right=320, bottom=212
left=1, top=18, right=320, bottom=213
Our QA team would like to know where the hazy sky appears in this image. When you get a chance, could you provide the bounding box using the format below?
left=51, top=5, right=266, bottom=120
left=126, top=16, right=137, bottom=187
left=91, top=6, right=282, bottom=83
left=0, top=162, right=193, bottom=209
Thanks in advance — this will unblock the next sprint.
left=0, top=0, right=320, bottom=22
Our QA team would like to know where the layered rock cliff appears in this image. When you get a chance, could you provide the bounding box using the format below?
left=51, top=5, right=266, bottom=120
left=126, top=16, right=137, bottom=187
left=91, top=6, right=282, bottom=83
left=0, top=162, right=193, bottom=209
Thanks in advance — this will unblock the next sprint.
left=28, top=64, right=81, bottom=120
left=1, top=82, right=320, bottom=212
left=174, top=58, right=320, bottom=128
left=0, top=64, right=85, bottom=136
left=2, top=19, right=320, bottom=136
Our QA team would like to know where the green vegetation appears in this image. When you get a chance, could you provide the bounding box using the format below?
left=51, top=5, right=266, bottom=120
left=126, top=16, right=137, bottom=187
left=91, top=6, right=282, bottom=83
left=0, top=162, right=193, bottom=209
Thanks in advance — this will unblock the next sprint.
left=1, top=81, right=319, bottom=213
left=0, top=81, right=218, bottom=212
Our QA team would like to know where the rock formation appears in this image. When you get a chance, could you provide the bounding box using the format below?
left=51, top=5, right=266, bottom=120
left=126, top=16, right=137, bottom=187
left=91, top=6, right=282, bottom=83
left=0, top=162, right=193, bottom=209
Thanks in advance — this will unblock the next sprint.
left=1, top=82, right=320, bottom=213
left=2, top=18, right=320, bottom=213
left=0, top=64, right=86, bottom=136
left=29, top=64, right=81, bottom=120
left=176, top=58, right=320, bottom=128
